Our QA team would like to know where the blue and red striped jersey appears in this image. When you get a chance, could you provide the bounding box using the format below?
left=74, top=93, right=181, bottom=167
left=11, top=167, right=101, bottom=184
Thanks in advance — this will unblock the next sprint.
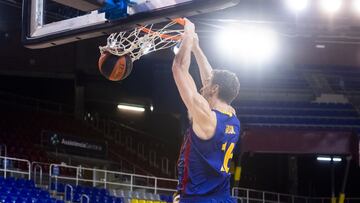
left=177, top=109, right=241, bottom=198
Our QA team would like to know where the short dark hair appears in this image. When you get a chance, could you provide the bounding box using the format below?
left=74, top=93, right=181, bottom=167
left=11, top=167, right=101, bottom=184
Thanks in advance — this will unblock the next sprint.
left=211, top=69, right=240, bottom=104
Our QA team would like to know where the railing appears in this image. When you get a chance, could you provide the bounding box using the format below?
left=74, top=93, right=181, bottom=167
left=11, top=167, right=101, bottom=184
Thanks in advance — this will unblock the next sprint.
left=80, top=194, right=90, bottom=203
left=65, top=184, right=74, bottom=201
left=33, top=164, right=43, bottom=186
left=31, top=161, right=51, bottom=186
left=49, top=163, right=178, bottom=194
left=233, top=187, right=308, bottom=203
left=1, top=155, right=360, bottom=203
left=232, top=187, right=360, bottom=203
left=0, top=156, right=31, bottom=180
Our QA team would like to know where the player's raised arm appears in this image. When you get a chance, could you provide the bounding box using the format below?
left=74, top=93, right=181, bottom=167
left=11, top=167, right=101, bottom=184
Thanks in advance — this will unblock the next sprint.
left=172, top=18, right=197, bottom=110
left=172, top=19, right=194, bottom=74
left=192, top=33, right=213, bottom=87
left=172, top=19, right=216, bottom=140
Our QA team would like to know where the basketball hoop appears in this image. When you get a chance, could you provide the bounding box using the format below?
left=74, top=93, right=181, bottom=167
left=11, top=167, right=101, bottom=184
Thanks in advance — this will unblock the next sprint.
left=99, top=18, right=185, bottom=62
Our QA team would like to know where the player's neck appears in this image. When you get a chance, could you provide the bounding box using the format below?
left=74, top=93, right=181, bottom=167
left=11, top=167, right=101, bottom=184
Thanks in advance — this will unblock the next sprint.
left=209, top=98, right=232, bottom=113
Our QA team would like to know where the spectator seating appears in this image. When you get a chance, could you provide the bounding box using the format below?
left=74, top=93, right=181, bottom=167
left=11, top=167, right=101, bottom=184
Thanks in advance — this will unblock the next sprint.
left=236, top=101, right=360, bottom=129
left=50, top=182, right=173, bottom=203
left=0, top=108, right=174, bottom=178
left=0, top=176, right=63, bottom=203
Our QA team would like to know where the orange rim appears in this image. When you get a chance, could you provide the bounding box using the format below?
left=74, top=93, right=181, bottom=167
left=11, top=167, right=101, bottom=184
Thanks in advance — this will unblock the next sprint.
left=139, top=18, right=185, bottom=41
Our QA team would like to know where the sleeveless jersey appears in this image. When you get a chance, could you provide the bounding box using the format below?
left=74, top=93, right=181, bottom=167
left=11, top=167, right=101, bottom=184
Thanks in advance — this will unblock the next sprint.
left=177, top=109, right=241, bottom=201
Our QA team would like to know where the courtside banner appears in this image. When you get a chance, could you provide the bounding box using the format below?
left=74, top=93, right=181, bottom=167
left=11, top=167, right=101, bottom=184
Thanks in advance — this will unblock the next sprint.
left=42, top=130, right=107, bottom=158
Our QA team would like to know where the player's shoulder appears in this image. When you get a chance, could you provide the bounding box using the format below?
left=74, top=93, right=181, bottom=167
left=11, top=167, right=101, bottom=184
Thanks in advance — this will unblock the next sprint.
left=213, top=108, right=239, bottom=122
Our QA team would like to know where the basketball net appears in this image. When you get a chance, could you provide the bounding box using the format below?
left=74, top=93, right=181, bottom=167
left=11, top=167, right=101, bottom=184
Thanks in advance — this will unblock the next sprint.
left=99, top=19, right=184, bottom=62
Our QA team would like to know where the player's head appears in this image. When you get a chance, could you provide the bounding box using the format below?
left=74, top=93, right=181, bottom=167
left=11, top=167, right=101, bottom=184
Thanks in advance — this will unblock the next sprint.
left=200, top=69, right=240, bottom=104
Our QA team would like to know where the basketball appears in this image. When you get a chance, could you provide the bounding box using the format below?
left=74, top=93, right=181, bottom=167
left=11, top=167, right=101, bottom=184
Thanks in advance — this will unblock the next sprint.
left=98, top=52, right=133, bottom=81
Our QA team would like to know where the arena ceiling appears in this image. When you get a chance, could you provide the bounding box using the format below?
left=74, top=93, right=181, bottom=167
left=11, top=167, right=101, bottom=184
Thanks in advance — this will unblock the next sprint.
left=0, top=0, right=360, bottom=70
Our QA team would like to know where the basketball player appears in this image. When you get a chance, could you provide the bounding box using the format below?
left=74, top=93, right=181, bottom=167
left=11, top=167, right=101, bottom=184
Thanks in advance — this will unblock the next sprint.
left=172, top=19, right=241, bottom=203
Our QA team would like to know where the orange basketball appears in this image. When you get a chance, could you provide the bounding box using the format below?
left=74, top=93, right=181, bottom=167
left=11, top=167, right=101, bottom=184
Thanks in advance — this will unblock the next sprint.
left=98, top=52, right=133, bottom=81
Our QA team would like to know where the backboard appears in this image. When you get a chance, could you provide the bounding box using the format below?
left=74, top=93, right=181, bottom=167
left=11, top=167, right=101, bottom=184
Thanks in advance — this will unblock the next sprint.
left=22, top=0, right=240, bottom=49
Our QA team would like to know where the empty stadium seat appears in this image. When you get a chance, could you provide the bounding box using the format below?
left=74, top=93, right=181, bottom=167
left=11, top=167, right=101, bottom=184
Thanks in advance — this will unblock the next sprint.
left=0, top=176, right=62, bottom=203
left=237, top=101, right=360, bottom=129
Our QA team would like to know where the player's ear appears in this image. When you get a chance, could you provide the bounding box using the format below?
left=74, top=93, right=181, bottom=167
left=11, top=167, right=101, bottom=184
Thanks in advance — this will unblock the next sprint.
left=212, top=84, right=219, bottom=94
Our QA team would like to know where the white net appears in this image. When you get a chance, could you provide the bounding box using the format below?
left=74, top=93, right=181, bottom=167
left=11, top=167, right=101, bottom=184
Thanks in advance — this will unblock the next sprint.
left=99, top=20, right=184, bottom=62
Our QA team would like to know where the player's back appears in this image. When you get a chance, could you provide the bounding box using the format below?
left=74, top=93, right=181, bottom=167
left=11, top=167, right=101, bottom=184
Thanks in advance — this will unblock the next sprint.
left=178, top=109, right=240, bottom=202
